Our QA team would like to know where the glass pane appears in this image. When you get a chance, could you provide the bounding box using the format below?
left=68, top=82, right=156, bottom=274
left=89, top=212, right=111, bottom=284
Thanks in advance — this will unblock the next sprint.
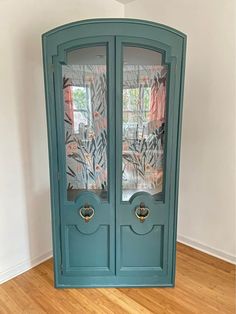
left=122, top=47, right=167, bottom=201
left=62, top=46, right=108, bottom=201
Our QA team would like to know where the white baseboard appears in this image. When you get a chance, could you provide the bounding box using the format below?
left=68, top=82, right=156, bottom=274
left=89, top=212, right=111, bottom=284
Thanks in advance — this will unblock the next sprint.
left=177, top=234, right=236, bottom=264
left=0, top=250, right=53, bottom=285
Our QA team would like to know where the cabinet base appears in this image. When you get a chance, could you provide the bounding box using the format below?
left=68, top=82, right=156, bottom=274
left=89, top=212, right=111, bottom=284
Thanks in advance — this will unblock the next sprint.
left=54, top=275, right=175, bottom=288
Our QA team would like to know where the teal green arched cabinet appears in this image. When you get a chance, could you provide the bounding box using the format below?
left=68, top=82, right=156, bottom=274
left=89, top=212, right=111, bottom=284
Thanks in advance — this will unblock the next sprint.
left=42, top=19, right=186, bottom=288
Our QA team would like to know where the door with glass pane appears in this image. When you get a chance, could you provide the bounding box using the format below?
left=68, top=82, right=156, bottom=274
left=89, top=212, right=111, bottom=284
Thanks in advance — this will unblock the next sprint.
left=115, top=37, right=176, bottom=282
left=52, top=37, right=116, bottom=278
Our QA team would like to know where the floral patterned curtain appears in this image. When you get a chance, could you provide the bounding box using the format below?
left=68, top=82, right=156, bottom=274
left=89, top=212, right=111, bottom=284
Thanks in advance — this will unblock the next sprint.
left=122, top=65, right=167, bottom=199
left=63, top=65, right=107, bottom=192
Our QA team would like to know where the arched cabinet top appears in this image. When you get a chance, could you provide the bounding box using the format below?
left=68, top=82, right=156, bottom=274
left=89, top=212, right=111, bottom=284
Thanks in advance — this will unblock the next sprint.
left=42, top=18, right=186, bottom=57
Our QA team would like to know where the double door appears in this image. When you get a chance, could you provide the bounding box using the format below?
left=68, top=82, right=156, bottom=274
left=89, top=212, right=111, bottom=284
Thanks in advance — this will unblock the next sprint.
left=42, top=19, right=186, bottom=287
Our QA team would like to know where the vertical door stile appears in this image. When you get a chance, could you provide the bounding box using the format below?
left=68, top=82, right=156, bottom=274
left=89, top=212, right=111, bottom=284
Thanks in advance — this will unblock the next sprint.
left=51, top=55, right=65, bottom=277
left=107, top=36, right=116, bottom=276
left=115, top=36, right=122, bottom=276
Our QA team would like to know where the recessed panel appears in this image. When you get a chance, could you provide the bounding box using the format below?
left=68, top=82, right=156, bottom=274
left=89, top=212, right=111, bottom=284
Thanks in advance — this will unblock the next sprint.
left=67, top=225, right=109, bottom=268
left=120, top=225, right=164, bottom=269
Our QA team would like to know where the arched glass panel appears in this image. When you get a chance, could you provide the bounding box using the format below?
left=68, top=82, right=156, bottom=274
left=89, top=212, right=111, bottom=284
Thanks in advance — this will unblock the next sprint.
left=62, top=46, right=108, bottom=201
left=122, top=46, right=167, bottom=201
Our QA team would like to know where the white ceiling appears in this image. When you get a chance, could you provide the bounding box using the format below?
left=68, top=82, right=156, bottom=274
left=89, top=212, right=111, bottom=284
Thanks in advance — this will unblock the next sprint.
left=114, top=0, right=135, bottom=4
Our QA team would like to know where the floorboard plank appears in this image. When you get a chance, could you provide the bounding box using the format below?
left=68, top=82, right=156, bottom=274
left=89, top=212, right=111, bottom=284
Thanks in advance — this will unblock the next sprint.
left=0, top=243, right=235, bottom=314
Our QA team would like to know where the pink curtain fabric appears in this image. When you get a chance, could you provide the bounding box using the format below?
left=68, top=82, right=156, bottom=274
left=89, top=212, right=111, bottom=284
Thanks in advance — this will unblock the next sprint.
left=64, top=85, right=74, bottom=127
left=148, top=77, right=166, bottom=131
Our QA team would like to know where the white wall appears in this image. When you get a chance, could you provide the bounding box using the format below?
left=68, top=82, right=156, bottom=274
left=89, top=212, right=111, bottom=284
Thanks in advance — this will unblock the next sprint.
left=0, top=0, right=124, bottom=283
left=125, top=0, right=236, bottom=262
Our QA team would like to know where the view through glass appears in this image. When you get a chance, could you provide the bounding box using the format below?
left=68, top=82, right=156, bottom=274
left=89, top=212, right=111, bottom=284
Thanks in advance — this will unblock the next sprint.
left=122, top=46, right=168, bottom=201
left=62, top=46, right=108, bottom=201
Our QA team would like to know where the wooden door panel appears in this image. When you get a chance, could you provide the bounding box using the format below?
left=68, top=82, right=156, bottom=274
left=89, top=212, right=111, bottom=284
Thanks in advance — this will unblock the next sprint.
left=115, top=35, right=178, bottom=282
left=120, top=225, right=164, bottom=269
left=63, top=225, right=111, bottom=276
left=60, top=191, right=114, bottom=276
left=116, top=192, right=168, bottom=277
left=51, top=36, right=116, bottom=279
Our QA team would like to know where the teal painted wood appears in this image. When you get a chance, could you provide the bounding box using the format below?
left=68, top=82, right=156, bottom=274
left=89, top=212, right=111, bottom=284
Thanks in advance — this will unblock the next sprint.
left=42, top=18, right=186, bottom=288
left=52, top=36, right=116, bottom=280
left=115, top=36, right=179, bottom=284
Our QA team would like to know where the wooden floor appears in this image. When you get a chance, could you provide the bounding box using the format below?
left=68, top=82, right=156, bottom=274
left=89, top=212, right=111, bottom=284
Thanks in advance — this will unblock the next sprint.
left=0, top=243, right=235, bottom=314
